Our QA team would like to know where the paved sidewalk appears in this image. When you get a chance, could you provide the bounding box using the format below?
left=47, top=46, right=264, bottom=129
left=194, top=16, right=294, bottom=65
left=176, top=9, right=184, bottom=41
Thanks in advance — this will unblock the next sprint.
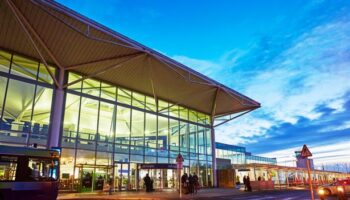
left=58, top=188, right=244, bottom=200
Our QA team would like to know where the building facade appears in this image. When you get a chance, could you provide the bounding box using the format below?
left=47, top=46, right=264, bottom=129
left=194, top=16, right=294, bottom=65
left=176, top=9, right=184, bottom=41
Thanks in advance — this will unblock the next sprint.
left=216, top=142, right=277, bottom=165
left=0, top=0, right=260, bottom=192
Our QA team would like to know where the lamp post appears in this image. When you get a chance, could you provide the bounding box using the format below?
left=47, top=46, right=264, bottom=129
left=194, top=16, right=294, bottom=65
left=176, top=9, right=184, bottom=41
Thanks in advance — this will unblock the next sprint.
left=176, top=153, right=184, bottom=198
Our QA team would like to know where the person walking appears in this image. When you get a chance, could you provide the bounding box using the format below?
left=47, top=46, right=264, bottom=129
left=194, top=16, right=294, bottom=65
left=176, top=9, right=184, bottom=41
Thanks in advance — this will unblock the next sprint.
left=243, top=175, right=247, bottom=191
left=144, top=173, right=151, bottom=192
left=247, top=175, right=252, bottom=192
left=181, top=173, right=188, bottom=194
left=188, top=174, right=194, bottom=194
left=192, top=172, right=199, bottom=194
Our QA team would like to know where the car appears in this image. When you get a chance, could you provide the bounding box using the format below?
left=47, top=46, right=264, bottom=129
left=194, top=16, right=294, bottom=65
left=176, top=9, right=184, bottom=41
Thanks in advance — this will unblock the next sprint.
left=318, top=179, right=350, bottom=200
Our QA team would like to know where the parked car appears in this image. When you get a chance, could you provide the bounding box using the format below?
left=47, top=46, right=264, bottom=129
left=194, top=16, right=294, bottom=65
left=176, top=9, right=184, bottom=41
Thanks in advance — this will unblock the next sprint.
left=318, top=179, right=350, bottom=200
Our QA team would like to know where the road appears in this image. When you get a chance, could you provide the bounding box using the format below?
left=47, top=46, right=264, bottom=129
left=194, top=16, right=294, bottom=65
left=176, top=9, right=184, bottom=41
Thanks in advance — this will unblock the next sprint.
left=194, top=190, right=342, bottom=200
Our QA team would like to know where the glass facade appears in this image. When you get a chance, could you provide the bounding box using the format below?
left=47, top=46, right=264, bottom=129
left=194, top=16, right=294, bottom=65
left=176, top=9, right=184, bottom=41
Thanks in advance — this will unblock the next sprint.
left=61, top=72, right=213, bottom=191
left=216, top=142, right=277, bottom=165
left=0, top=49, right=214, bottom=192
left=0, top=50, right=55, bottom=148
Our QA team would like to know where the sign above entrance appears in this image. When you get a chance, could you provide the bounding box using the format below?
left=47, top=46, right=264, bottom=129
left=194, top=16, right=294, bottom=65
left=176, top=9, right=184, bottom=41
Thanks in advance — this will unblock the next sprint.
left=140, top=163, right=177, bottom=169
left=301, top=144, right=312, bottom=158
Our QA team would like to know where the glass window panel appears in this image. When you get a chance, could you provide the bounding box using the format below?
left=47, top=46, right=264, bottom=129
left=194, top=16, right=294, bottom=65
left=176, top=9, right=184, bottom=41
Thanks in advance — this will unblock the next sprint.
left=96, top=152, right=113, bottom=165
left=132, top=92, right=145, bottom=109
left=158, top=100, right=168, bottom=115
left=3, top=79, right=35, bottom=135
left=179, top=122, right=188, bottom=152
left=130, top=154, right=143, bottom=162
left=114, top=153, right=129, bottom=163
left=114, top=144, right=129, bottom=154
left=32, top=86, right=53, bottom=125
left=197, top=113, right=206, bottom=125
left=130, top=145, right=144, bottom=155
left=144, top=156, right=156, bottom=163
left=82, top=78, right=100, bottom=97
left=206, top=128, right=212, bottom=155
left=169, top=119, right=179, bottom=152
left=188, top=110, right=198, bottom=123
left=145, top=96, right=156, bottom=112
left=98, top=102, right=116, bottom=143
left=205, top=116, right=211, bottom=125
left=0, top=77, right=7, bottom=119
left=199, top=160, right=207, bottom=187
left=96, top=142, right=113, bottom=152
left=63, top=94, right=80, bottom=138
left=207, top=161, right=213, bottom=187
left=189, top=124, right=197, bottom=153
left=76, top=149, right=95, bottom=165
left=11, top=55, right=38, bottom=80
left=157, top=116, right=168, bottom=153
left=158, top=157, right=168, bottom=164
left=145, top=147, right=156, bottom=156
left=179, top=106, right=188, bottom=120
left=60, top=148, right=75, bottom=180
left=30, top=86, right=53, bottom=145
left=67, top=73, right=82, bottom=91
left=117, top=88, right=131, bottom=105
left=115, top=106, right=131, bottom=147
left=78, top=97, right=98, bottom=139
left=130, top=110, right=144, bottom=147
left=145, top=113, right=157, bottom=149
left=100, top=83, right=116, bottom=101
left=190, top=160, right=199, bottom=175
left=0, top=50, right=11, bottom=73
left=198, top=126, right=205, bottom=154
left=169, top=104, right=179, bottom=118
left=37, top=63, right=55, bottom=84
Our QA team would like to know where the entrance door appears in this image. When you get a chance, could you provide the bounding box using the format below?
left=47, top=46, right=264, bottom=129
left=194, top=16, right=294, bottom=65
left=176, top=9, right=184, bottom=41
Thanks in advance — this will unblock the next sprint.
left=115, top=162, right=129, bottom=191
left=76, top=165, right=112, bottom=193
left=78, top=166, right=94, bottom=192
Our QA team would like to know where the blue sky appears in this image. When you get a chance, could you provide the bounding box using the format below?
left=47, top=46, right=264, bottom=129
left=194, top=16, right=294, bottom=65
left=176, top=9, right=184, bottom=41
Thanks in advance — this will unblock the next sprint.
left=57, top=0, right=350, bottom=170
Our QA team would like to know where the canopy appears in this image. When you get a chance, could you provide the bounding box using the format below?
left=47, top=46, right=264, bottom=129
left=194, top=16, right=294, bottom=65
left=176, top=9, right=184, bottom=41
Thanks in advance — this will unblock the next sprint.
left=0, top=0, right=260, bottom=117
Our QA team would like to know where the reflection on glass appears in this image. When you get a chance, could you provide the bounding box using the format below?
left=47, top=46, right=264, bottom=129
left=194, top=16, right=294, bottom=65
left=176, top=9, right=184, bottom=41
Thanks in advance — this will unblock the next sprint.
left=0, top=50, right=11, bottom=73
left=116, top=106, right=130, bottom=146
left=131, top=110, right=144, bottom=148
left=11, top=54, right=38, bottom=80
left=145, top=113, right=156, bottom=150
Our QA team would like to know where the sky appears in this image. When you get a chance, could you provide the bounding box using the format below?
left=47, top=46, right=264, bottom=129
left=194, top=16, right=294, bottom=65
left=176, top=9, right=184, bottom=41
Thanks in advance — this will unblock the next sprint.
left=56, top=0, right=350, bottom=171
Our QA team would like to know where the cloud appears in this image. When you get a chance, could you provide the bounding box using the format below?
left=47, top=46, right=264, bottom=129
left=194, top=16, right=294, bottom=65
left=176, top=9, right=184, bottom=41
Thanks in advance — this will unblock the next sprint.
left=258, top=141, right=350, bottom=168
left=171, top=18, right=350, bottom=166
left=319, top=121, right=350, bottom=133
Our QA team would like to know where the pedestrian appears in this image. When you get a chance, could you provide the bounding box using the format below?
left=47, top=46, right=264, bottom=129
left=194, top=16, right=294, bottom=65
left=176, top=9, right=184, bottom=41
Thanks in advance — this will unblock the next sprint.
left=188, top=174, right=194, bottom=194
left=150, top=178, right=154, bottom=192
left=181, top=173, right=188, bottom=194
left=108, top=175, right=113, bottom=195
left=243, top=175, right=247, bottom=191
left=193, top=172, right=199, bottom=194
left=144, top=173, right=151, bottom=192
left=247, top=175, right=252, bottom=192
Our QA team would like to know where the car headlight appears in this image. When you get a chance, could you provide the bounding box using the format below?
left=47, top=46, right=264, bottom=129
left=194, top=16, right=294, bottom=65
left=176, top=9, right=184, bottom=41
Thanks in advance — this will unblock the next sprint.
left=318, top=189, right=325, bottom=195
left=337, top=187, right=344, bottom=193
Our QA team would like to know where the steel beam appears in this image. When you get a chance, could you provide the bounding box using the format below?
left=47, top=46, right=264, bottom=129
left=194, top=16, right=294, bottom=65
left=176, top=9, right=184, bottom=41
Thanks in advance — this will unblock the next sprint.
left=64, top=53, right=145, bottom=88
left=65, top=52, right=143, bottom=70
left=5, top=0, right=60, bottom=88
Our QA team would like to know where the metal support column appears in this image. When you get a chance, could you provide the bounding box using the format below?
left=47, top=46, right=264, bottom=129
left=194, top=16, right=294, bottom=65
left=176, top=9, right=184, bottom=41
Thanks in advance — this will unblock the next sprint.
left=48, top=68, right=65, bottom=148
left=211, top=127, right=217, bottom=187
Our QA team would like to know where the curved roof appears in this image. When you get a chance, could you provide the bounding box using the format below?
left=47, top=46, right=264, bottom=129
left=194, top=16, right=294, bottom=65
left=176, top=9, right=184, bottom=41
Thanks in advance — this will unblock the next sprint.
left=0, top=0, right=260, bottom=117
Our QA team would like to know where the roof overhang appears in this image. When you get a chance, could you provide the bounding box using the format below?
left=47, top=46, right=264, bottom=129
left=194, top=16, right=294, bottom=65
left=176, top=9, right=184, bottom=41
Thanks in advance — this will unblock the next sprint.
left=0, top=0, right=260, bottom=118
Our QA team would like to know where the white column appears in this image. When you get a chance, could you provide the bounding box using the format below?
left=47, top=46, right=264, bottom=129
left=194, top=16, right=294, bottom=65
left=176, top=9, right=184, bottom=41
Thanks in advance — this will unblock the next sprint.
left=48, top=69, right=65, bottom=148
left=211, top=127, right=217, bottom=187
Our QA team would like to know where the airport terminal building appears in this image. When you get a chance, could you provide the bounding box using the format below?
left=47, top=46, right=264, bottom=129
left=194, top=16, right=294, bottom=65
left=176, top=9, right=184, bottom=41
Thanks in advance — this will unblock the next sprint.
left=0, top=0, right=260, bottom=192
